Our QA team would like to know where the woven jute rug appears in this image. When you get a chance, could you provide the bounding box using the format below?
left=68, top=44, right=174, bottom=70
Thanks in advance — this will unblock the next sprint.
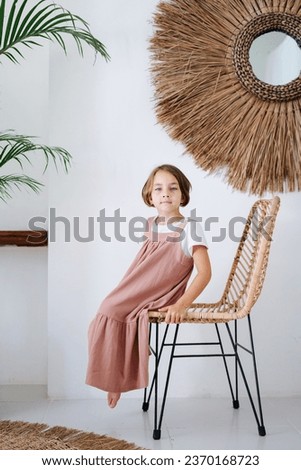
left=0, top=420, right=145, bottom=450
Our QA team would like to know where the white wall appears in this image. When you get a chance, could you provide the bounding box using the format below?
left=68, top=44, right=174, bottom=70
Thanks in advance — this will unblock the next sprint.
left=0, top=247, right=47, bottom=386
left=1, top=0, right=301, bottom=400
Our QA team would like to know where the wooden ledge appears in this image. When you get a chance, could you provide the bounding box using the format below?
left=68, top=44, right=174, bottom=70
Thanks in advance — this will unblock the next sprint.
left=0, top=230, right=48, bottom=247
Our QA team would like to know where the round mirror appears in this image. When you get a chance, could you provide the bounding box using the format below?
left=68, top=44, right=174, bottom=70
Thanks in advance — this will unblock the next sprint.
left=249, top=31, right=301, bottom=85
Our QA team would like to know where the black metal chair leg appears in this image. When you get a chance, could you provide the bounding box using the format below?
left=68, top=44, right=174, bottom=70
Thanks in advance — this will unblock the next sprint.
left=143, top=323, right=169, bottom=412
left=153, top=324, right=180, bottom=440
left=215, top=324, right=237, bottom=407
left=247, top=315, right=266, bottom=436
left=225, top=320, right=266, bottom=436
left=233, top=320, right=240, bottom=409
left=153, top=322, right=161, bottom=440
left=142, top=323, right=153, bottom=412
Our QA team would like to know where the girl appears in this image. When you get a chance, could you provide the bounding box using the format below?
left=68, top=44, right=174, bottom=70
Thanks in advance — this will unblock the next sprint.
left=86, top=164, right=211, bottom=408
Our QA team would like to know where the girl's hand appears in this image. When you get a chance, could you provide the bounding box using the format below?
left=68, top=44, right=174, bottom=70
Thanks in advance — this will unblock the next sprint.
left=158, top=303, right=187, bottom=324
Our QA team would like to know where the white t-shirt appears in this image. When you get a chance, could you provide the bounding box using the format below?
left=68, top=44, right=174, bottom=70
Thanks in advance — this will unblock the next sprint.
left=150, top=218, right=208, bottom=257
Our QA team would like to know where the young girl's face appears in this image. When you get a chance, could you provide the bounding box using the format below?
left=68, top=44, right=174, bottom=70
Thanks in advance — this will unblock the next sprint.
left=150, top=170, right=183, bottom=218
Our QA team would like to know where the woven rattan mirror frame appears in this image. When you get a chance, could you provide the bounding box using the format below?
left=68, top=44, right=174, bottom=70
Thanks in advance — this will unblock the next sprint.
left=150, top=1, right=301, bottom=195
left=234, top=12, right=301, bottom=101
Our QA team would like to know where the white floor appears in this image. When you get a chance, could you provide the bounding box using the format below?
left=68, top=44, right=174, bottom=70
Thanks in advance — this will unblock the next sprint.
left=1, top=388, right=301, bottom=450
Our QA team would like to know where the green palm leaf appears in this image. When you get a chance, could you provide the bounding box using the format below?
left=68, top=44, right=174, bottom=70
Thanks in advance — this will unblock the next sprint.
left=0, top=174, right=43, bottom=201
left=0, top=131, right=72, bottom=172
left=0, top=132, right=72, bottom=200
left=0, top=0, right=110, bottom=63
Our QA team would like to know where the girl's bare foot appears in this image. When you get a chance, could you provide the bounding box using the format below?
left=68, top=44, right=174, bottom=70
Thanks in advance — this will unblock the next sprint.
left=107, top=392, right=121, bottom=408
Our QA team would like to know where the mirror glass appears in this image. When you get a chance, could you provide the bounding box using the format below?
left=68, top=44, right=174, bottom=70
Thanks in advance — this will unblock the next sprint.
left=249, top=31, right=301, bottom=85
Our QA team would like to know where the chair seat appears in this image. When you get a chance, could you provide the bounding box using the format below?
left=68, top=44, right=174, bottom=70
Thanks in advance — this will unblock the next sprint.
left=148, top=301, right=247, bottom=323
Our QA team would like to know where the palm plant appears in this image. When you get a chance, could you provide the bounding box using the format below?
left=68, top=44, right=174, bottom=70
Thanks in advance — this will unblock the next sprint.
left=0, top=0, right=109, bottom=201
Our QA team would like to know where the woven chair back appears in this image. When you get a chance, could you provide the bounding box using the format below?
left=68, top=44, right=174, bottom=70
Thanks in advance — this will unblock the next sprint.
left=221, top=197, right=280, bottom=318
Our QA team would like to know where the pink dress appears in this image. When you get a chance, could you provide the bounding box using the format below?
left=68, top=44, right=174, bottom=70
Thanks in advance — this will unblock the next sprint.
left=86, top=217, right=194, bottom=393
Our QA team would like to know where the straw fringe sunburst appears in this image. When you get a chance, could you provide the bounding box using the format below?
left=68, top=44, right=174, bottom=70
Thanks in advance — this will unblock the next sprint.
left=150, top=0, right=301, bottom=195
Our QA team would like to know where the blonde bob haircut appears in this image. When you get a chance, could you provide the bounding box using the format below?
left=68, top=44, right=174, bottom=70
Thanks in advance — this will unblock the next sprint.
left=142, top=164, right=192, bottom=207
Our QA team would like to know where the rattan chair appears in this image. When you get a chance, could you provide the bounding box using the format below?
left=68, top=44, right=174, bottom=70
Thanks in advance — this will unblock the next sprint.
left=143, top=196, right=281, bottom=440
